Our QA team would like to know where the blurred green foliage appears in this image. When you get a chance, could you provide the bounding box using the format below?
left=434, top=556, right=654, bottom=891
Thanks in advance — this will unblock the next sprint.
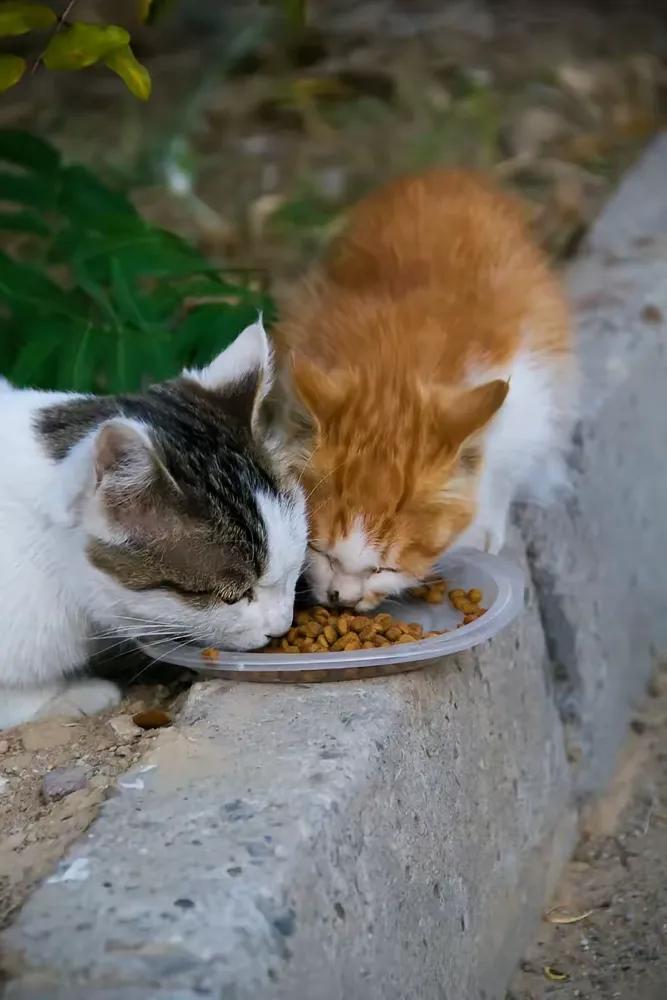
left=0, top=130, right=273, bottom=393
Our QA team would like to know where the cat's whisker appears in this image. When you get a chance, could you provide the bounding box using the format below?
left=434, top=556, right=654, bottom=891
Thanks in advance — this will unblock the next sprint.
left=129, top=636, right=196, bottom=685
left=91, top=626, right=185, bottom=640
left=97, top=631, right=195, bottom=668
left=303, top=460, right=346, bottom=503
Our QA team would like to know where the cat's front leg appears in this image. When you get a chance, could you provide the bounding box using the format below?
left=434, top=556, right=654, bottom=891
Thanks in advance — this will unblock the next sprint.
left=0, top=679, right=121, bottom=731
left=460, top=472, right=515, bottom=555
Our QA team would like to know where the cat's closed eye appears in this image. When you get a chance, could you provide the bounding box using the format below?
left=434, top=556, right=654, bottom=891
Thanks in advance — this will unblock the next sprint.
left=148, top=581, right=255, bottom=604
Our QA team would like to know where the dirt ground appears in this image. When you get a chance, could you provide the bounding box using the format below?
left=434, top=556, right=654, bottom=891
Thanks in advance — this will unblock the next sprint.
left=1, top=0, right=667, bottom=955
left=0, top=658, right=191, bottom=929
left=508, top=665, right=667, bottom=1000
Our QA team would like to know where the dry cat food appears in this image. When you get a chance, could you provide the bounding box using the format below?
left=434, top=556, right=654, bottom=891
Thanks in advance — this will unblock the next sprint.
left=262, top=607, right=444, bottom=654
left=199, top=579, right=486, bottom=661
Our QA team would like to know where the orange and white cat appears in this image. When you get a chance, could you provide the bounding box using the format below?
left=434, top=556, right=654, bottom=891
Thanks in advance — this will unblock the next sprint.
left=273, top=169, right=575, bottom=610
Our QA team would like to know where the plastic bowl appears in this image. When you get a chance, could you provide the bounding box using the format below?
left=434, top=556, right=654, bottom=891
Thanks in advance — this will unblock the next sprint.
left=134, top=549, right=524, bottom=682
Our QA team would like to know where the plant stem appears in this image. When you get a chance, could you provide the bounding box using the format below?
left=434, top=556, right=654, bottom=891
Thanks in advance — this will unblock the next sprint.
left=30, top=0, right=79, bottom=75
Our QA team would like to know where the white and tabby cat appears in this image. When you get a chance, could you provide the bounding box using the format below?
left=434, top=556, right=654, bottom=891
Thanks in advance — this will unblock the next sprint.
left=0, top=319, right=306, bottom=730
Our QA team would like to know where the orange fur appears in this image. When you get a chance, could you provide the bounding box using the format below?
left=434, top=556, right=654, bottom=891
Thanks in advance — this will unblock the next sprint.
left=274, top=168, right=572, bottom=603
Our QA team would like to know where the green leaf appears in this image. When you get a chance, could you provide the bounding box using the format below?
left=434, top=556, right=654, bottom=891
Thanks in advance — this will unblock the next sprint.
left=54, top=320, right=111, bottom=392
left=0, top=129, right=60, bottom=173
left=0, top=3, right=55, bottom=37
left=0, top=54, right=25, bottom=92
left=0, top=169, right=56, bottom=208
left=140, top=0, right=175, bottom=25
left=71, top=255, right=120, bottom=328
left=175, top=303, right=261, bottom=369
left=128, top=328, right=178, bottom=388
left=0, top=251, right=75, bottom=317
left=104, top=44, right=151, bottom=101
left=283, top=0, right=307, bottom=29
left=57, top=165, right=141, bottom=233
left=67, top=322, right=96, bottom=391
left=9, top=322, right=62, bottom=387
left=0, top=209, right=49, bottom=235
left=110, top=256, right=151, bottom=329
left=44, top=22, right=130, bottom=71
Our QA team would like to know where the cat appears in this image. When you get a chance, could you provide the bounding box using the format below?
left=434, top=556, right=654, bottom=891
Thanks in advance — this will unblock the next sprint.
left=272, top=168, right=575, bottom=611
left=0, top=318, right=307, bottom=730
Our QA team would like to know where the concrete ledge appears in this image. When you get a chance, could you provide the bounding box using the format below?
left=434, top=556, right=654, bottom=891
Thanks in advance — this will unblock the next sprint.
left=2, top=135, right=667, bottom=1000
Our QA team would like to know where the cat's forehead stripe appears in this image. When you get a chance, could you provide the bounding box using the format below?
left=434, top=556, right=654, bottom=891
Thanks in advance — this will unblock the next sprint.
left=330, top=518, right=381, bottom=573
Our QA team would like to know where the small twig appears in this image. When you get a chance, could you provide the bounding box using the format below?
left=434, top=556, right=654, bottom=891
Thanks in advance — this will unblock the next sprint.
left=30, top=0, right=79, bottom=75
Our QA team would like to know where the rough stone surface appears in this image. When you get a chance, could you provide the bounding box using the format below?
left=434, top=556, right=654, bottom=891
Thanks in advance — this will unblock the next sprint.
left=2, top=137, right=667, bottom=1000
left=40, top=767, right=88, bottom=803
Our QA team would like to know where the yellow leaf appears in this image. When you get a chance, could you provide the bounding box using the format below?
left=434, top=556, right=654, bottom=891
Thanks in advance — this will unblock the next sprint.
left=43, top=22, right=129, bottom=71
left=545, top=906, right=594, bottom=925
left=104, top=44, right=151, bottom=100
left=0, top=2, right=56, bottom=36
left=544, top=966, right=569, bottom=982
left=0, top=53, right=25, bottom=91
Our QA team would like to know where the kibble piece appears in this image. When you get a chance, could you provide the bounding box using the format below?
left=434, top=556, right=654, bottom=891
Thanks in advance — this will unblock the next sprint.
left=467, top=588, right=482, bottom=604
left=374, top=634, right=390, bottom=646
left=323, top=624, right=338, bottom=645
left=304, top=621, right=323, bottom=638
left=397, top=634, right=416, bottom=644
left=287, top=627, right=299, bottom=644
left=406, top=622, right=424, bottom=639
left=295, top=610, right=311, bottom=625
left=316, top=633, right=329, bottom=650
left=362, top=641, right=375, bottom=649
left=337, top=616, right=350, bottom=635
left=201, top=647, right=220, bottom=662
left=359, top=625, right=377, bottom=642
left=449, top=588, right=466, bottom=601
left=350, top=616, right=371, bottom=634
left=345, top=633, right=362, bottom=650
left=374, top=613, right=394, bottom=632
left=385, top=626, right=402, bottom=642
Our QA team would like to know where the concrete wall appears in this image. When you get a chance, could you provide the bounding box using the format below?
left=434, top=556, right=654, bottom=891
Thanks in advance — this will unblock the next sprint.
left=2, top=135, right=667, bottom=1000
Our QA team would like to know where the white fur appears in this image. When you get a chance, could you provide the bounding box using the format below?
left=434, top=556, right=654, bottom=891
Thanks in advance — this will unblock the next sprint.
left=455, top=348, right=574, bottom=554
left=0, top=329, right=306, bottom=730
left=307, top=517, right=417, bottom=611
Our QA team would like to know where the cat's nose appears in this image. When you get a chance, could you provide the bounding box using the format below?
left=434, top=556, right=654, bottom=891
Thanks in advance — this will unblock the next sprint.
left=328, top=589, right=340, bottom=605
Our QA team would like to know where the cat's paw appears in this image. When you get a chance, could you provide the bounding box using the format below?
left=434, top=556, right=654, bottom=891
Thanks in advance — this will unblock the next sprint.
left=37, top=679, right=121, bottom=721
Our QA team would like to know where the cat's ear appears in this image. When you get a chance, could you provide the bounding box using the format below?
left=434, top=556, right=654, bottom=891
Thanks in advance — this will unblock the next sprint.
left=50, top=420, right=175, bottom=529
left=439, top=379, right=509, bottom=450
left=91, top=420, right=181, bottom=534
left=291, top=356, right=347, bottom=429
left=185, top=315, right=272, bottom=430
left=93, top=420, right=158, bottom=491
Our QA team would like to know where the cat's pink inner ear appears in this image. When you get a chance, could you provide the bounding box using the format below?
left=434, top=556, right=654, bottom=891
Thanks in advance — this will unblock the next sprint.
left=441, top=379, right=509, bottom=449
left=94, top=421, right=155, bottom=489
